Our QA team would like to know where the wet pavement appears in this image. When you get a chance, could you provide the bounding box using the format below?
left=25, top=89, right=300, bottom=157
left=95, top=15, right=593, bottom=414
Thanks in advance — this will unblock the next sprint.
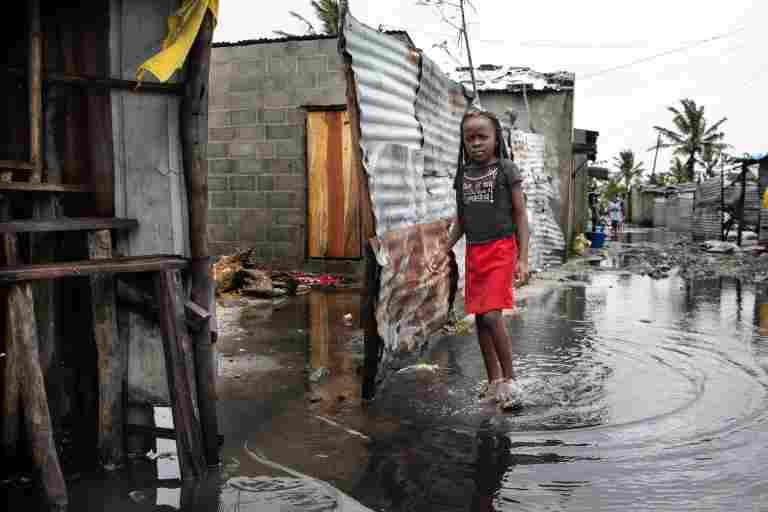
left=4, top=230, right=768, bottom=511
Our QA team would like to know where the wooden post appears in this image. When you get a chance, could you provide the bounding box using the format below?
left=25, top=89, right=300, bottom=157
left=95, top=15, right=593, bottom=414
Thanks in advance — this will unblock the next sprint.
left=180, top=12, right=219, bottom=468
left=9, top=284, right=67, bottom=508
left=155, top=269, right=206, bottom=478
left=737, top=163, right=747, bottom=247
left=0, top=194, right=20, bottom=458
left=87, top=229, right=124, bottom=466
left=29, top=0, right=43, bottom=182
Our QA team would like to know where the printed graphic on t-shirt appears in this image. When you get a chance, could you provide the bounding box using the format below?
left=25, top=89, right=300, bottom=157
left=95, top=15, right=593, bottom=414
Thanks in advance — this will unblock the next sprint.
left=463, top=166, right=498, bottom=204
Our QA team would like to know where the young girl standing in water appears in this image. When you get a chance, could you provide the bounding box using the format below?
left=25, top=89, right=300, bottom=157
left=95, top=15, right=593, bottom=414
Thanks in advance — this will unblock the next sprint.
left=447, top=110, right=529, bottom=409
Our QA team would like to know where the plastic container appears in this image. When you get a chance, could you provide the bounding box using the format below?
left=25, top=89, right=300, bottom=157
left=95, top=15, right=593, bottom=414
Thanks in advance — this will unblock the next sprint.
left=590, top=232, right=606, bottom=249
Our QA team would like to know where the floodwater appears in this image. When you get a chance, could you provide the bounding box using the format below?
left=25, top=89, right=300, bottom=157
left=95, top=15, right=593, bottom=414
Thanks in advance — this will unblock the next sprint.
left=4, top=236, right=768, bottom=511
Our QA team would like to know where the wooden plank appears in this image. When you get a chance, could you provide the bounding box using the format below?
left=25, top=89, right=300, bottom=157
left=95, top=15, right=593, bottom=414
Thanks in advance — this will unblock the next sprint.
left=30, top=195, right=63, bottom=376
left=87, top=230, right=123, bottom=466
left=308, top=111, right=329, bottom=257
left=180, top=12, right=220, bottom=468
left=9, top=284, right=68, bottom=507
left=0, top=160, right=35, bottom=171
left=342, top=111, right=362, bottom=258
left=29, top=0, right=43, bottom=182
left=0, top=196, right=20, bottom=457
left=3, top=67, right=184, bottom=95
left=0, top=217, right=138, bottom=233
left=0, top=182, right=89, bottom=193
left=0, top=255, right=188, bottom=283
left=155, top=270, right=206, bottom=478
left=326, top=111, right=346, bottom=258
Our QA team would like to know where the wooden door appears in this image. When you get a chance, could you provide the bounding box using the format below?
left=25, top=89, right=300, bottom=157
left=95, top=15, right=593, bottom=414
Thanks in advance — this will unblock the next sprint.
left=307, top=110, right=361, bottom=259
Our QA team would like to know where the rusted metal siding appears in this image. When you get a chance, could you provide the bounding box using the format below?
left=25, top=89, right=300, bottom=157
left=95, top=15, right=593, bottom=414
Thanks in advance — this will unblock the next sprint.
left=693, top=178, right=761, bottom=241
left=341, top=11, right=469, bottom=361
left=509, top=130, right=564, bottom=269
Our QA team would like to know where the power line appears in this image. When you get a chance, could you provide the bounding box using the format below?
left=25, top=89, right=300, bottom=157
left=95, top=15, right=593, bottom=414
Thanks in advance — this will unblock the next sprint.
left=579, top=26, right=746, bottom=79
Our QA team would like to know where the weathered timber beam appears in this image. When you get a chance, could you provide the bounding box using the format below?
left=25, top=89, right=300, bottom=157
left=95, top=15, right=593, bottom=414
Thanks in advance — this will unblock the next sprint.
left=181, top=11, right=220, bottom=468
left=184, top=300, right=211, bottom=332
left=87, top=230, right=124, bottom=466
left=0, top=217, right=138, bottom=233
left=29, top=0, right=42, bottom=182
left=155, top=270, right=206, bottom=478
left=0, top=256, right=188, bottom=283
left=3, top=67, right=184, bottom=95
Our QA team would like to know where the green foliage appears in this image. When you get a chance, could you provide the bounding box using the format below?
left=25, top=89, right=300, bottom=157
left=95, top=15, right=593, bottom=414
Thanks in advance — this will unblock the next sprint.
left=612, top=149, right=645, bottom=190
left=653, top=98, right=727, bottom=182
left=311, top=0, right=339, bottom=34
left=603, top=178, right=627, bottom=200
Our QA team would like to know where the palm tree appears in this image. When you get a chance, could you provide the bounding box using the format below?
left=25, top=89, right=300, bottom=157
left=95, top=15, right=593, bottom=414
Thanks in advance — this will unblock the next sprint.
left=653, top=98, right=727, bottom=182
left=668, top=157, right=686, bottom=183
left=311, top=0, right=338, bottom=34
left=612, top=149, right=645, bottom=191
left=699, top=145, right=729, bottom=179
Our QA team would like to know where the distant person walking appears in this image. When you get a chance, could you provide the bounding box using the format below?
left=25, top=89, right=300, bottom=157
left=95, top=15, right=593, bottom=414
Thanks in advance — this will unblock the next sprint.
left=447, top=109, right=529, bottom=410
left=608, top=198, right=622, bottom=235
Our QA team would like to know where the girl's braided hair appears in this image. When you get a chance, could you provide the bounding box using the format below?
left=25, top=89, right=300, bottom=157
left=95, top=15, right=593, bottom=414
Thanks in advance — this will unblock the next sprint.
left=458, top=109, right=510, bottom=167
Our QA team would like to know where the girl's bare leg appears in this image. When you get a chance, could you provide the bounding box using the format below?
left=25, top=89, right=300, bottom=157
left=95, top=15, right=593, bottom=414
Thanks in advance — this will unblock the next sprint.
left=480, top=310, right=514, bottom=380
left=475, top=315, right=503, bottom=382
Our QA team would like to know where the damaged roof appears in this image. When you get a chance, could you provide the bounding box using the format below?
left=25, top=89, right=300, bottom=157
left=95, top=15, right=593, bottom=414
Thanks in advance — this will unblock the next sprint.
left=450, top=64, right=575, bottom=93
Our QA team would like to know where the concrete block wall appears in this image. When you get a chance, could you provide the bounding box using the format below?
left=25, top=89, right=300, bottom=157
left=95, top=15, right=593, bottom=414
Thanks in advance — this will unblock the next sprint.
left=207, top=36, right=347, bottom=267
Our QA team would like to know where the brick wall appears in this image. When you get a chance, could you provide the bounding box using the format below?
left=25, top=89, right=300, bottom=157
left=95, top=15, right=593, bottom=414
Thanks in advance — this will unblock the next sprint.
left=207, top=36, right=347, bottom=266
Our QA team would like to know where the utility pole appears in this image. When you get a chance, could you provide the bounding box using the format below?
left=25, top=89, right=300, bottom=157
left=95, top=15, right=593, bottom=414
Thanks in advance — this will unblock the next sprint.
left=459, top=0, right=479, bottom=107
left=650, top=133, right=661, bottom=185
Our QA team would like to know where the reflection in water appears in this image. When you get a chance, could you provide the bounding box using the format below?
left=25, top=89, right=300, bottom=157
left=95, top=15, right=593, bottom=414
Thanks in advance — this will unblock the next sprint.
left=5, top=256, right=768, bottom=511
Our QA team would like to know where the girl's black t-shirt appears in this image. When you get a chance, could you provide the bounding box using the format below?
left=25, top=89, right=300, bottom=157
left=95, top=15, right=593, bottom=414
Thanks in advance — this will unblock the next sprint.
left=453, top=158, right=522, bottom=245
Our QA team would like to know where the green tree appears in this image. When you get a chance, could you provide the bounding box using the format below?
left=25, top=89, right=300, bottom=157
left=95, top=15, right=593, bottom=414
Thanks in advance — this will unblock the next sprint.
left=603, top=178, right=626, bottom=200
left=612, top=149, right=645, bottom=191
left=653, top=98, right=727, bottom=182
left=699, top=145, right=730, bottom=179
left=311, top=0, right=338, bottom=34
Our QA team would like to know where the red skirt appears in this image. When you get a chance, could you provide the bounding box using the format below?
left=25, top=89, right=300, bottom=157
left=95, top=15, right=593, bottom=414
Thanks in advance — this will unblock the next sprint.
left=464, top=236, right=517, bottom=314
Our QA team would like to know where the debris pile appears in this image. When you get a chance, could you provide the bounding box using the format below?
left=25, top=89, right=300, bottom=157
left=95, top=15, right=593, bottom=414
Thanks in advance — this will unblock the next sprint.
left=213, top=249, right=350, bottom=298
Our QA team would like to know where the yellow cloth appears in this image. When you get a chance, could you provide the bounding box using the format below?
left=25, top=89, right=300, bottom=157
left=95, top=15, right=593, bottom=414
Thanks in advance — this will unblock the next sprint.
left=763, top=189, right=768, bottom=209
left=137, top=0, right=218, bottom=83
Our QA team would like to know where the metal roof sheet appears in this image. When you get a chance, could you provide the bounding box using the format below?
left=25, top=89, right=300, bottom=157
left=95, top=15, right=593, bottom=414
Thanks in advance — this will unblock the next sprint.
left=450, top=65, right=575, bottom=93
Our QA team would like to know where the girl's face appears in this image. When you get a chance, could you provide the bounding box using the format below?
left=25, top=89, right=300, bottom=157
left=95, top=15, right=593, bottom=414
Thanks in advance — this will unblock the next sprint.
left=463, top=115, right=497, bottom=164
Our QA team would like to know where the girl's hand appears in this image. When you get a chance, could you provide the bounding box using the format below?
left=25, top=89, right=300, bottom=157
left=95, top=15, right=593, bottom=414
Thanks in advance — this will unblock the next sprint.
left=516, top=260, right=529, bottom=285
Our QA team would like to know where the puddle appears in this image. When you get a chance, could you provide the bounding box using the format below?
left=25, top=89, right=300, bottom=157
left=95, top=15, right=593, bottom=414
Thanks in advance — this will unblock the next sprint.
left=4, top=234, right=768, bottom=511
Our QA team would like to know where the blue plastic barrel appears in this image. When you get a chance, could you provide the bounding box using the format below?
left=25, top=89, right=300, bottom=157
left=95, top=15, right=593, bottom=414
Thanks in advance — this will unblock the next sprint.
left=590, top=232, right=606, bottom=249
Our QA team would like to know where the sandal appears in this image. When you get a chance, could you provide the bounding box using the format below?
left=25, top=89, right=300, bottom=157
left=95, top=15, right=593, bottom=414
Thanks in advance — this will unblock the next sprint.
left=478, top=379, right=503, bottom=404
left=495, top=379, right=523, bottom=410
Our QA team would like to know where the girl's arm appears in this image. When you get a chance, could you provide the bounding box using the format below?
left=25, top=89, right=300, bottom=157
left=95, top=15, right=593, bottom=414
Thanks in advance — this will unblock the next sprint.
left=511, top=184, right=529, bottom=282
left=447, top=216, right=464, bottom=250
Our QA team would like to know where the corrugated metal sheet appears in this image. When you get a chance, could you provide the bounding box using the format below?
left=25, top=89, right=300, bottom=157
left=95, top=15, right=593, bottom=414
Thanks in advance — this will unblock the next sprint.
left=509, top=129, right=564, bottom=269
left=760, top=163, right=767, bottom=244
left=653, top=198, right=666, bottom=227
left=342, top=12, right=468, bottom=358
left=450, top=66, right=574, bottom=92
left=693, top=179, right=761, bottom=241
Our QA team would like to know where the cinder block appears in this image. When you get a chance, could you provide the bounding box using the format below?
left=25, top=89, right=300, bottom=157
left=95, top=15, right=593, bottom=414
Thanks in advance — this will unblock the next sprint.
left=233, top=45, right=264, bottom=61
left=261, top=109, right=286, bottom=123
left=209, top=127, right=236, bottom=141
left=209, top=159, right=235, bottom=174
left=269, top=55, right=298, bottom=74
left=207, top=143, right=229, bottom=158
left=263, top=91, right=295, bottom=108
left=231, top=208, right=269, bottom=225
left=237, top=126, right=266, bottom=140
left=285, top=109, right=306, bottom=124
left=300, top=87, right=344, bottom=105
left=266, top=125, right=299, bottom=140
left=236, top=191, right=267, bottom=209
left=298, top=56, right=326, bottom=74
left=227, top=93, right=255, bottom=108
left=257, top=175, right=275, bottom=191
left=208, top=224, right=237, bottom=242
left=210, top=192, right=236, bottom=208
left=230, top=142, right=274, bottom=158
left=211, top=46, right=236, bottom=63
left=268, top=191, right=297, bottom=209
left=209, top=176, right=229, bottom=191
left=325, top=50, right=344, bottom=71
left=275, top=175, right=304, bottom=191
left=272, top=208, right=305, bottom=226
left=268, top=226, right=298, bottom=243
left=237, top=60, right=266, bottom=74
left=230, top=175, right=255, bottom=191
left=317, top=71, right=345, bottom=88
left=275, top=139, right=302, bottom=157
left=235, top=159, right=266, bottom=173
left=208, top=209, right=230, bottom=225
left=209, top=241, right=240, bottom=256
left=228, top=109, right=260, bottom=125
left=238, top=211, right=268, bottom=243
left=271, top=243, right=300, bottom=262
left=209, top=111, right=227, bottom=127
left=229, top=75, right=265, bottom=92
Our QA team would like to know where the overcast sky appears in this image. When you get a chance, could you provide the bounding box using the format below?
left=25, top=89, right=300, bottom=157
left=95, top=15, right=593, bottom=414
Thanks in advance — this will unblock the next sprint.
left=214, top=0, right=767, bottom=175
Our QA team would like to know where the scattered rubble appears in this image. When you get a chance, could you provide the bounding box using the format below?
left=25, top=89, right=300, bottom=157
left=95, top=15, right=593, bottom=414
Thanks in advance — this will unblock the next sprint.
left=213, top=248, right=353, bottom=299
